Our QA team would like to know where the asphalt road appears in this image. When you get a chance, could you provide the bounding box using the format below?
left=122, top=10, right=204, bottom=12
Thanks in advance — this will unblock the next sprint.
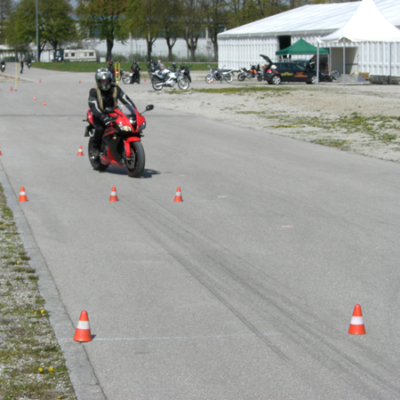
left=1, top=67, right=400, bottom=399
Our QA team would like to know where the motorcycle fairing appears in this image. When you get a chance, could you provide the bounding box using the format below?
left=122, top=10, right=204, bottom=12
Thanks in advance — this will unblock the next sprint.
left=87, top=109, right=94, bottom=125
left=124, top=137, right=140, bottom=158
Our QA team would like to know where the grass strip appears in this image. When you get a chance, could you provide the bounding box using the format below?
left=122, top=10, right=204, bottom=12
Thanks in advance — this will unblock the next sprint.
left=274, top=112, right=400, bottom=141
left=0, top=184, right=76, bottom=400
left=32, top=61, right=217, bottom=73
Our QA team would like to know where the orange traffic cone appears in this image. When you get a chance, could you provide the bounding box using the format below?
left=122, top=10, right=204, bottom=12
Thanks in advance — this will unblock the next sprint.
left=109, top=186, right=118, bottom=202
left=79, top=79, right=81, bottom=84
left=33, top=96, right=36, bottom=101
left=18, top=187, right=28, bottom=202
left=42, top=101, right=46, bottom=106
left=144, top=78, right=146, bottom=82
left=174, top=187, right=183, bottom=202
left=73, top=311, right=92, bottom=342
left=0, top=146, right=2, bottom=155
left=77, top=146, right=84, bottom=156
left=348, top=304, right=366, bottom=335
left=10, top=86, right=13, bottom=91
left=39, top=79, right=41, bottom=83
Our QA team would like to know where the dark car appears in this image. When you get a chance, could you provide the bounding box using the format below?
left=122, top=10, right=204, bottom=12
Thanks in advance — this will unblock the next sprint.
left=292, top=57, right=334, bottom=82
left=264, top=62, right=317, bottom=85
left=260, top=54, right=316, bottom=85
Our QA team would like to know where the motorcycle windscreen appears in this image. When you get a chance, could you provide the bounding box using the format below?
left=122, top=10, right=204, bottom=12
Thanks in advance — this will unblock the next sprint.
left=121, top=103, right=136, bottom=119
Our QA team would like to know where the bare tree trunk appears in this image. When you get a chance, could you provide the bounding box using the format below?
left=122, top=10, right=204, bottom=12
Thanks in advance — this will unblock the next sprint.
left=187, top=36, right=198, bottom=62
left=166, top=37, right=177, bottom=61
left=106, top=38, right=113, bottom=61
left=146, top=39, right=153, bottom=62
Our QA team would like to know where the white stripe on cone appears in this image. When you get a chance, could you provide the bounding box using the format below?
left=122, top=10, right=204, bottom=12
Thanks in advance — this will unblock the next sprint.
left=76, top=320, right=90, bottom=330
left=350, top=316, right=364, bottom=325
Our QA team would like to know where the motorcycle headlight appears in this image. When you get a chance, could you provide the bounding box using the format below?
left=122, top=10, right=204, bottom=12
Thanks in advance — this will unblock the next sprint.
left=118, top=124, right=132, bottom=132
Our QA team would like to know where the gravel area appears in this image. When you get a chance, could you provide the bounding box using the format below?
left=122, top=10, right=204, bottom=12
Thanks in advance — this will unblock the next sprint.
left=137, top=75, right=400, bottom=162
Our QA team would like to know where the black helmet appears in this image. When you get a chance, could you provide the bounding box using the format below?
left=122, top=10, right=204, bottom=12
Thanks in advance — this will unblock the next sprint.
left=95, top=68, right=112, bottom=91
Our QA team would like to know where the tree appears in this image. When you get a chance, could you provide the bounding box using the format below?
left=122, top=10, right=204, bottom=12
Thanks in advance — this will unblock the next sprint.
left=6, top=0, right=75, bottom=61
left=0, top=0, right=12, bottom=45
left=181, top=0, right=204, bottom=61
left=41, top=0, right=76, bottom=60
left=227, top=0, right=258, bottom=29
left=202, top=0, right=227, bottom=61
left=158, top=0, right=182, bottom=61
left=77, top=0, right=127, bottom=61
left=126, top=0, right=161, bottom=62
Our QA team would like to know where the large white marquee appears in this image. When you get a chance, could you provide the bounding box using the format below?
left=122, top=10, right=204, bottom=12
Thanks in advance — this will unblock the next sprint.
left=217, top=0, right=400, bottom=76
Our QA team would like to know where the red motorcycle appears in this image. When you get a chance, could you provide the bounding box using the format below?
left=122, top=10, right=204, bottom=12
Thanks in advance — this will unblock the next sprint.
left=84, top=104, right=154, bottom=178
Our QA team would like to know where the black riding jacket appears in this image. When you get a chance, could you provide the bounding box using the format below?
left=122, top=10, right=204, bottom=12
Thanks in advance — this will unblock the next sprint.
left=88, top=85, right=136, bottom=124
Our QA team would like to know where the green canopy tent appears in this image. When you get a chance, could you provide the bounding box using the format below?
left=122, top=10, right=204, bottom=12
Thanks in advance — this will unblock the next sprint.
left=275, top=38, right=329, bottom=55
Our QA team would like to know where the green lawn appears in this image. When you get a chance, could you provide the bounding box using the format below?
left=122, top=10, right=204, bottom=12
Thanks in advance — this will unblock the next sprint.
left=33, top=61, right=217, bottom=73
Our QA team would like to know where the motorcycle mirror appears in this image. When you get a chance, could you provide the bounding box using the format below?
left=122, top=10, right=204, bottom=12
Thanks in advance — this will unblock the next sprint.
left=141, top=105, right=154, bottom=114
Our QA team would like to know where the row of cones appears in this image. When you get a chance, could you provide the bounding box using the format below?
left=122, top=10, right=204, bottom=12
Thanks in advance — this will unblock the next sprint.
left=16, top=185, right=182, bottom=203
left=8, top=144, right=182, bottom=202
left=73, top=304, right=367, bottom=343
left=32, top=96, right=46, bottom=105
left=110, top=186, right=182, bottom=202
left=10, top=78, right=42, bottom=91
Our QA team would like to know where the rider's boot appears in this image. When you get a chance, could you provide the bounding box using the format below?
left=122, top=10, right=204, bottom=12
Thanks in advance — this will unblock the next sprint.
left=91, top=130, right=103, bottom=157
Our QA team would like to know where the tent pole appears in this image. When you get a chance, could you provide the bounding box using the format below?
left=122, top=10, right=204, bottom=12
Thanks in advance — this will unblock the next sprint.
left=343, top=40, right=346, bottom=86
left=389, top=42, right=392, bottom=84
left=317, top=41, right=320, bottom=85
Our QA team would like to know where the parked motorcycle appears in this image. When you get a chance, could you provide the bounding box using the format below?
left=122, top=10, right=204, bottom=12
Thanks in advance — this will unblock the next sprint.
left=1, top=62, right=5, bottom=73
left=151, top=66, right=190, bottom=91
left=84, top=103, right=154, bottom=178
left=205, top=66, right=234, bottom=84
left=171, top=62, right=192, bottom=83
left=27, top=61, right=31, bottom=69
left=237, top=65, right=262, bottom=81
left=122, top=64, right=141, bottom=84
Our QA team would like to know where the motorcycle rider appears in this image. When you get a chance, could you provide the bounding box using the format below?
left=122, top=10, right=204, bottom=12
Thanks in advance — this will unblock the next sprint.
left=131, top=60, right=141, bottom=83
left=157, top=59, right=170, bottom=81
left=107, top=59, right=115, bottom=83
left=88, top=68, right=137, bottom=158
left=1, top=60, right=5, bottom=72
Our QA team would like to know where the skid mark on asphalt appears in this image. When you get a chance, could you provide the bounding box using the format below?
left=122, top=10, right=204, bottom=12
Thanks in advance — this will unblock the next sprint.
left=109, top=195, right=400, bottom=396
left=93, top=332, right=282, bottom=342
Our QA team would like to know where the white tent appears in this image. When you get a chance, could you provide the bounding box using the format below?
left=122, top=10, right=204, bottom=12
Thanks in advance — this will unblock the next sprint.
left=321, top=0, right=400, bottom=84
left=217, top=0, right=400, bottom=74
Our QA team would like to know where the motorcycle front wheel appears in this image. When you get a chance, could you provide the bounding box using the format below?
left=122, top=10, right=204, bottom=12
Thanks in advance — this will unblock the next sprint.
left=237, top=73, right=245, bottom=82
left=205, top=75, right=213, bottom=84
left=88, top=137, right=108, bottom=172
left=225, top=73, right=233, bottom=83
left=122, top=76, right=131, bottom=84
left=177, top=77, right=190, bottom=90
left=152, top=78, right=163, bottom=91
left=125, top=141, right=145, bottom=178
